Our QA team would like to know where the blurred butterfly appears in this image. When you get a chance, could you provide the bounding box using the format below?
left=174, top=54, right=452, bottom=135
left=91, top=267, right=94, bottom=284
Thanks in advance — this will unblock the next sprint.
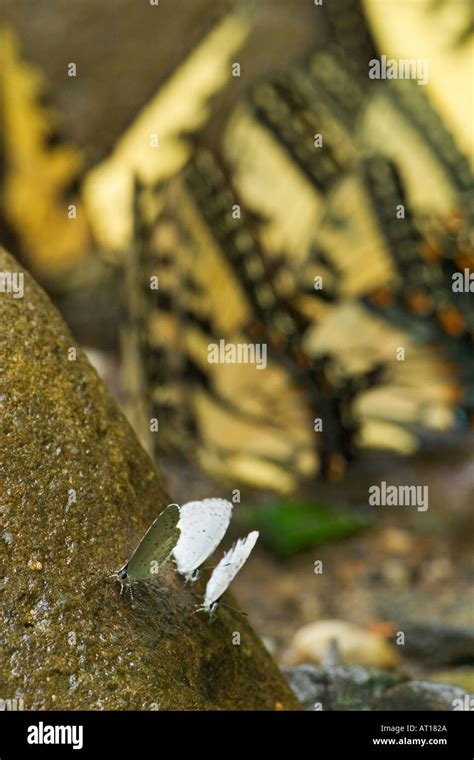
left=173, top=498, right=233, bottom=582
left=115, top=503, right=180, bottom=592
left=199, top=530, right=259, bottom=619
left=6, top=3, right=470, bottom=492
left=0, top=27, right=91, bottom=277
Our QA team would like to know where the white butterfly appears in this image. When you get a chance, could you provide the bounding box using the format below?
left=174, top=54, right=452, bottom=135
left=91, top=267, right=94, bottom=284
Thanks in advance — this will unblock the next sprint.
left=172, top=498, right=233, bottom=582
left=200, top=531, right=259, bottom=617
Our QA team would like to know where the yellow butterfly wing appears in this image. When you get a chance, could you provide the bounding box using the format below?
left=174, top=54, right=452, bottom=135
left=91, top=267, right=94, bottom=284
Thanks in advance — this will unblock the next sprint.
left=0, top=27, right=90, bottom=276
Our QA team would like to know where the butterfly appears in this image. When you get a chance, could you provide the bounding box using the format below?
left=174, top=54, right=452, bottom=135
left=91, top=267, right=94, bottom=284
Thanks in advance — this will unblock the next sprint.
left=172, top=498, right=233, bottom=582
left=115, top=503, right=180, bottom=592
left=4, top=6, right=471, bottom=491
left=199, top=531, right=259, bottom=619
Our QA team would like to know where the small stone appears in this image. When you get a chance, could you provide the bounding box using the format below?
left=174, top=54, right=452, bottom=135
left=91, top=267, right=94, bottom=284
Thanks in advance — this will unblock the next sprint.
left=382, top=559, right=411, bottom=586
left=379, top=528, right=413, bottom=556
left=420, top=557, right=453, bottom=584
left=284, top=620, right=400, bottom=669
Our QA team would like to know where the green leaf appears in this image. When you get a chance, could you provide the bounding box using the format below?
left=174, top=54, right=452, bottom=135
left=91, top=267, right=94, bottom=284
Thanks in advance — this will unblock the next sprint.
left=240, top=500, right=371, bottom=556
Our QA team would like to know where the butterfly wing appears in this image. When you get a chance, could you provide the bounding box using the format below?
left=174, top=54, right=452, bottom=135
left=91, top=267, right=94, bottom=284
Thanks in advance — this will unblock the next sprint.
left=203, top=531, right=259, bottom=610
left=173, top=498, right=233, bottom=579
left=0, top=27, right=90, bottom=275
left=128, top=152, right=319, bottom=491
left=363, top=0, right=474, bottom=161
left=125, top=503, right=180, bottom=582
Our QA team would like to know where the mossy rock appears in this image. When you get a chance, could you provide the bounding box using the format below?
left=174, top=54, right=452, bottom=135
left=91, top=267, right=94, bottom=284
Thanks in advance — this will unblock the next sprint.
left=0, top=248, right=299, bottom=710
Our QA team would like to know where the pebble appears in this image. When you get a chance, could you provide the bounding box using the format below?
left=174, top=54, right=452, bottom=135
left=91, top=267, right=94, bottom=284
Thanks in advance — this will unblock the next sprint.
left=379, top=528, right=414, bottom=555
left=284, top=619, right=400, bottom=669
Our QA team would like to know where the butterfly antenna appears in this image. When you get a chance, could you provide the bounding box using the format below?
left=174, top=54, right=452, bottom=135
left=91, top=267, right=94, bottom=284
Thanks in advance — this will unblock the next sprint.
left=201, top=562, right=231, bottom=571
left=220, top=602, right=248, bottom=617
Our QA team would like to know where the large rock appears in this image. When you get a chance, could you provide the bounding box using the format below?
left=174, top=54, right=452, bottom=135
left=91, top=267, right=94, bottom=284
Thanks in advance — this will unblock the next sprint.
left=0, top=249, right=299, bottom=710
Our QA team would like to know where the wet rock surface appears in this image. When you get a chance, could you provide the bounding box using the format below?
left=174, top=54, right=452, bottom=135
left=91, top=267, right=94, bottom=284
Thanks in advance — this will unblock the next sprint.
left=283, top=665, right=404, bottom=711
left=283, top=666, right=472, bottom=712
left=375, top=589, right=474, bottom=666
left=377, top=681, right=471, bottom=712
left=0, top=249, right=299, bottom=710
left=395, top=623, right=474, bottom=667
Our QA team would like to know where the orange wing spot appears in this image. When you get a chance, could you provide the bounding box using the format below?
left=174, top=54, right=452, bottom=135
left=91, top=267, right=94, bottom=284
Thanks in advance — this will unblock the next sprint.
left=437, top=307, right=466, bottom=337
left=366, top=621, right=397, bottom=638
left=248, top=321, right=265, bottom=338
left=405, top=290, right=432, bottom=316
left=368, top=287, right=394, bottom=308
left=456, top=254, right=474, bottom=270
left=421, top=237, right=443, bottom=262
